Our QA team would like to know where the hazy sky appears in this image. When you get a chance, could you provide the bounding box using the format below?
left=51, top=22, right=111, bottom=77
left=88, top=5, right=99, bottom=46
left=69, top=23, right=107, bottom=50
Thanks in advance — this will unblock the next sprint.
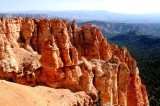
left=0, top=0, right=160, bottom=14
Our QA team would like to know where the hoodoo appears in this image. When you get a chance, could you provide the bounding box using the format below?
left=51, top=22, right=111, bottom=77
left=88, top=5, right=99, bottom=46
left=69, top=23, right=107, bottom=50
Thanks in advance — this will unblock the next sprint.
left=0, top=17, right=149, bottom=106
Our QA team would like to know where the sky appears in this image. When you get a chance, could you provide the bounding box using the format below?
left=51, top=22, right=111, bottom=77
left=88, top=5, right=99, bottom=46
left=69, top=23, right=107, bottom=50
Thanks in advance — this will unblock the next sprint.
left=0, top=0, right=160, bottom=14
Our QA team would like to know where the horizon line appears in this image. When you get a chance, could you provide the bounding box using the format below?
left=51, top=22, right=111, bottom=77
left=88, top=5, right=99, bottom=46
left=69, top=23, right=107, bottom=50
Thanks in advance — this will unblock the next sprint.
left=0, top=10, right=160, bottom=15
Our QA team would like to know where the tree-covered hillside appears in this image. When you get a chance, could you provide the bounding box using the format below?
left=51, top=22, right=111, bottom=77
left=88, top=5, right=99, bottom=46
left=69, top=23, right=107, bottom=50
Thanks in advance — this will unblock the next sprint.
left=109, top=33, right=160, bottom=106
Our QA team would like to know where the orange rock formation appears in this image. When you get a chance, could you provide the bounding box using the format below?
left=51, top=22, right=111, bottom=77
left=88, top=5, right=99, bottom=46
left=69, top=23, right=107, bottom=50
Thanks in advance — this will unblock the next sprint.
left=0, top=17, right=149, bottom=106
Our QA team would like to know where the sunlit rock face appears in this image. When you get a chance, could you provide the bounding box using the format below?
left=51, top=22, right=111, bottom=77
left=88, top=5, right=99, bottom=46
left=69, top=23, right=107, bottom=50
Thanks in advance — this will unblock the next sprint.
left=0, top=17, right=149, bottom=106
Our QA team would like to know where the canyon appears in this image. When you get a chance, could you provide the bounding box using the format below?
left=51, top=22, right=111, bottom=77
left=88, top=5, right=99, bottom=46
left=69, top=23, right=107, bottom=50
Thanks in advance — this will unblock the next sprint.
left=0, top=17, right=149, bottom=106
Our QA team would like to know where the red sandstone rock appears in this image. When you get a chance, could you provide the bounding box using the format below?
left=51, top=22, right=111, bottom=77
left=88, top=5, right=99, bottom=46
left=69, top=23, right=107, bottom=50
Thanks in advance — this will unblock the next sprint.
left=21, top=17, right=34, bottom=52
left=0, top=17, right=149, bottom=106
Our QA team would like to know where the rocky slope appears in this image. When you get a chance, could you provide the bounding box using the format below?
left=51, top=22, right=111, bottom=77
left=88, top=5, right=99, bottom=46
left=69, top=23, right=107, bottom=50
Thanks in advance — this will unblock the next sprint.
left=0, top=17, right=149, bottom=106
left=0, top=80, right=92, bottom=106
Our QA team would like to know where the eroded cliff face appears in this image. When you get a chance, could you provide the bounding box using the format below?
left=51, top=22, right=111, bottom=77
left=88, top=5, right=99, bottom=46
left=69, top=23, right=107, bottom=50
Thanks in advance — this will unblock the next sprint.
left=0, top=17, right=149, bottom=106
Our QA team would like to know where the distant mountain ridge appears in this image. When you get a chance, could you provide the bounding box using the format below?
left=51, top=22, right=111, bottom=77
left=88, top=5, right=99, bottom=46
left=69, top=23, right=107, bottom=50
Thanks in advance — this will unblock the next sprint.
left=78, top=20, right=160, bottom=37
left=1, top=10, right=160, bottom=23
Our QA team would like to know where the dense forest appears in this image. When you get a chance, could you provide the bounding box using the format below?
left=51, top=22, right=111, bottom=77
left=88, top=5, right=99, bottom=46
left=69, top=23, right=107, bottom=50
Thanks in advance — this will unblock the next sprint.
left=108, top=33, right=160, bottom=106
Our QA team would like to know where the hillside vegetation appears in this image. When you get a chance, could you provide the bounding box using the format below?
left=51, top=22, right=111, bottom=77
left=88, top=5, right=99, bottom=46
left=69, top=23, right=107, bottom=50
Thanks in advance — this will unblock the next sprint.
left=109, top=32, right=160, bottom=106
